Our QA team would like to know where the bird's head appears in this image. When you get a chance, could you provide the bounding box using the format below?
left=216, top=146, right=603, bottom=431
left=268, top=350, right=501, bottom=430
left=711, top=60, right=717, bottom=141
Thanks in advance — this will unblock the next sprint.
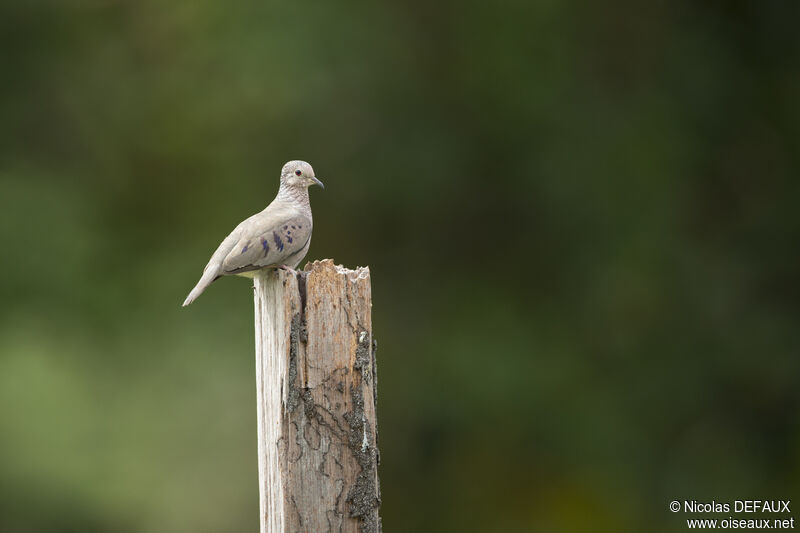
left=280, top=160, right=325, bottom=190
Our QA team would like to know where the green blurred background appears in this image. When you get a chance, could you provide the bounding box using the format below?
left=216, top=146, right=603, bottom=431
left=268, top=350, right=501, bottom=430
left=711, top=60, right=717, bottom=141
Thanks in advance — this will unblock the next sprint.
left=1, top=1, right=798, bottom=531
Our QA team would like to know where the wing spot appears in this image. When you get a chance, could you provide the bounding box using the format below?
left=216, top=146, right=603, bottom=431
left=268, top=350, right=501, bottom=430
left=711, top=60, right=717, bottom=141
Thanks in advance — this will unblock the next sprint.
left=261, top=237, right=269, bottom=257
left=288, top=236, right=293, bottom=243
left=273, top=231, right=284, bottom=252
left=241, top=242, right=250, bottom=254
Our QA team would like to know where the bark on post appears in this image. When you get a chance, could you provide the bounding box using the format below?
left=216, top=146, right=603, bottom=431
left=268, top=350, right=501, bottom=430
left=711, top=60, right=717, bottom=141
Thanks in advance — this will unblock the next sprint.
left=253, top=259, right=381, bottom=533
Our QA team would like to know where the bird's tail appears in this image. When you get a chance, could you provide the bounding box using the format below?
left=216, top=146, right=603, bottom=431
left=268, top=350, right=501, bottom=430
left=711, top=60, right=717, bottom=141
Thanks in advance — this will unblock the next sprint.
left=182, top=269, right=218, bottom=307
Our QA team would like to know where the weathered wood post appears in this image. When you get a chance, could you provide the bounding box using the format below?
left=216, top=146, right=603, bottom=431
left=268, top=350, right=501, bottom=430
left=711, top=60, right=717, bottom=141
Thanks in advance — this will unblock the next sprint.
left=253, top=259, right=381, bottom=532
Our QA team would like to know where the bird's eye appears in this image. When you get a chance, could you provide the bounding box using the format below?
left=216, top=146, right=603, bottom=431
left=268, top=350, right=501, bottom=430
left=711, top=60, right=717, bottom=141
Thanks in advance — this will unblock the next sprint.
left=295, top=170, right=302, bottom=176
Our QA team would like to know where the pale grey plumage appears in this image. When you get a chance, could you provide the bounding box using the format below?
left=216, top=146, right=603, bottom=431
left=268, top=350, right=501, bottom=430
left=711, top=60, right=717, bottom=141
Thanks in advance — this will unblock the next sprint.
left=182, top=160, right=323, bottom=306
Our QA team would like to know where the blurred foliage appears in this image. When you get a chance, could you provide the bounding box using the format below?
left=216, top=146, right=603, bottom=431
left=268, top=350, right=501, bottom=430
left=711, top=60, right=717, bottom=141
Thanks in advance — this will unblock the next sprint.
left=1, top=0, right=799, bottom=531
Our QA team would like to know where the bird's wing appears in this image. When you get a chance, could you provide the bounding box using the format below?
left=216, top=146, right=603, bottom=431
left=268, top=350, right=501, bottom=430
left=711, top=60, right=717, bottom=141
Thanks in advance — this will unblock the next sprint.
left=221, top=210, right=312, bottom=274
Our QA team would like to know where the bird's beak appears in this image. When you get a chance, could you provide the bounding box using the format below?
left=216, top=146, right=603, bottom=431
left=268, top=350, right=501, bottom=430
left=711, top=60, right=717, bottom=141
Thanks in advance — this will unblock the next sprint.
left=312, top=177, right=325, bottom=189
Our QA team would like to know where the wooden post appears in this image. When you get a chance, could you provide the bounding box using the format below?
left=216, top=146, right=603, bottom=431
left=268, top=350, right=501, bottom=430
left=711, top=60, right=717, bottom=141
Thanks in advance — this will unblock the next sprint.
left=253, top=259, right=381, bottom=532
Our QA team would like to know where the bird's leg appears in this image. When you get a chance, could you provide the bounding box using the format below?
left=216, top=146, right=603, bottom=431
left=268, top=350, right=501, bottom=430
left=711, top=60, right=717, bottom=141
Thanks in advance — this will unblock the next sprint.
left=277, top=264, right=298, bottom=274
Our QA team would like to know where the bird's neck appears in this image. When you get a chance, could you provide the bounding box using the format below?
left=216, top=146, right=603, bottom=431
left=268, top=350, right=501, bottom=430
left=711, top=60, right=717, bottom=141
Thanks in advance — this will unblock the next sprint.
left=276, top=185, right=312, bottom=216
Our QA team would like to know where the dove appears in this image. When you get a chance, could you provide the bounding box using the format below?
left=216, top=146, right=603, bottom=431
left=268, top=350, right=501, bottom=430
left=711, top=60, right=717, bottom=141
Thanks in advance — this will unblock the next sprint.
left=182, top=160, right=324, bottom=306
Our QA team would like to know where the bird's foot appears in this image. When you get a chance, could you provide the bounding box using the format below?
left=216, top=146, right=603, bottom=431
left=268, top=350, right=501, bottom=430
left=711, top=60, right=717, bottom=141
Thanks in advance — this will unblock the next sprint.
left=277, top=264, right=297, bottom=274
